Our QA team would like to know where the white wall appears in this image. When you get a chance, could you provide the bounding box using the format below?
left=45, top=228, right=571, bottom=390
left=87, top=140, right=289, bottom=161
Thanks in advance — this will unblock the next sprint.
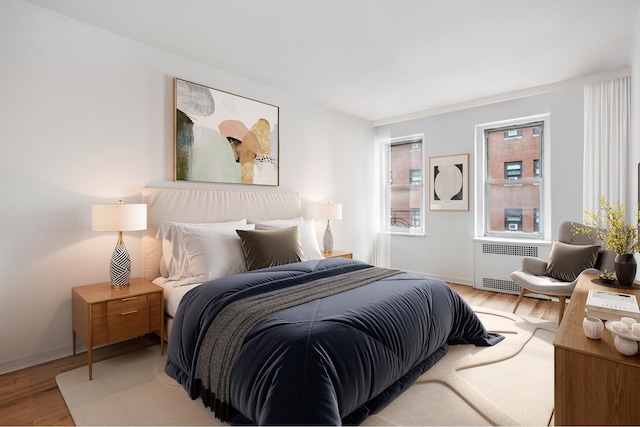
left=383, top=87, right=586, bottom=284
left=0, top=0, right=374, bottom=373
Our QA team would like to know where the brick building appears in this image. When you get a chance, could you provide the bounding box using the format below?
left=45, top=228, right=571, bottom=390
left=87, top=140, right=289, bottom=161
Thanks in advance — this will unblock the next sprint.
left=389, top=140, right=422, bottom=230
left=486, top=124, right=541, bottom=233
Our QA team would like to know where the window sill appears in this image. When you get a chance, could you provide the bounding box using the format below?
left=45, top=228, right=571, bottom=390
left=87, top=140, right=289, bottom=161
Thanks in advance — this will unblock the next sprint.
left=389, top=230, right=425, bottom=237
left=473, top=236, right=551, bottom=246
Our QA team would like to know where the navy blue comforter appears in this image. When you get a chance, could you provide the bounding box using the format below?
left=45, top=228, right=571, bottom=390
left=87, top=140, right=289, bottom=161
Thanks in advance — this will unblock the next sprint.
left=165, top=258, right=502, bottom=425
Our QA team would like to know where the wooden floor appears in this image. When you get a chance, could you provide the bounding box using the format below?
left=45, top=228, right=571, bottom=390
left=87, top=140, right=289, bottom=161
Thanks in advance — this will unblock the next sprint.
left=0, top=285, right=559, bottom=426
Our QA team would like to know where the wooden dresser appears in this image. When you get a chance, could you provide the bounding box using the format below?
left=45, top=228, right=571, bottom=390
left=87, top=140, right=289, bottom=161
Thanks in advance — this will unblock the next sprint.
left=554, top=274, right=640, bottom=425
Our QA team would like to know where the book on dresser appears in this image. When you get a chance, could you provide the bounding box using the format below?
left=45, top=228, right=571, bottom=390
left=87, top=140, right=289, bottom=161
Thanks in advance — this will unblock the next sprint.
left=584, top=289, right=640, bottom=320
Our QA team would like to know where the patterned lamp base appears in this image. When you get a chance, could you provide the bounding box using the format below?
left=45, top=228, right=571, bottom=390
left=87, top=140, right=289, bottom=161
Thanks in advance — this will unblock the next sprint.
left=110, top=244, right=131, bottom=286
left=323, top=225, right=334, bottom=253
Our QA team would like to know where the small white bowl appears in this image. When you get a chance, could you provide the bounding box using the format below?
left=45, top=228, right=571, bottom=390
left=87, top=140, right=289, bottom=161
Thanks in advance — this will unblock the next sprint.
left=612, top=321, right=629, bottom=333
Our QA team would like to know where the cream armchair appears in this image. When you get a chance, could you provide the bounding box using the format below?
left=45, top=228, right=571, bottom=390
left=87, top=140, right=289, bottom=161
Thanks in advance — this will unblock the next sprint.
left=511, top=221, right=616, bottom=324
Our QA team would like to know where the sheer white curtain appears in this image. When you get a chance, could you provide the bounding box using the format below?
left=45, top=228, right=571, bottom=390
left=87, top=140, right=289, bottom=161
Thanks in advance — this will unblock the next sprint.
left=372, top=126, right=391, bottom=268
left=583, top=76, right=631, bottom=212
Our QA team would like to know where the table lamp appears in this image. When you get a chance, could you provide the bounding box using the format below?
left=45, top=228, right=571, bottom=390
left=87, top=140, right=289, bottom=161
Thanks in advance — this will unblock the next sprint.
left=92, top=200, right=147, bottom=286
left=315, top=202, right=342, bottom=253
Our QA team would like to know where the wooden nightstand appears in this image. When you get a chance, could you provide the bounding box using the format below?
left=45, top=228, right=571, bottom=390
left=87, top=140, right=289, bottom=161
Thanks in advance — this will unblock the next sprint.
left=323, top=250, right=353, bottom=259
left=72, top=278, right=164, bottom=379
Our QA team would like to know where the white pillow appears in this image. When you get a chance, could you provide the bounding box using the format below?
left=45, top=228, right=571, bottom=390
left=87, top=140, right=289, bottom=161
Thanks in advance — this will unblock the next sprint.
left=178, top=223, right=255, bottom=286
left=252, top=218, right=323, bottom=260
left=156, top=220, right=247, bottom=281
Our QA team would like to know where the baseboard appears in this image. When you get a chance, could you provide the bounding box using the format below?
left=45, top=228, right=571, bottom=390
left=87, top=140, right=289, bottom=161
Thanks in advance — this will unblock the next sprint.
left=0, top=344, right=73, bottom=375
left=402, top=270, right=474, bottom=287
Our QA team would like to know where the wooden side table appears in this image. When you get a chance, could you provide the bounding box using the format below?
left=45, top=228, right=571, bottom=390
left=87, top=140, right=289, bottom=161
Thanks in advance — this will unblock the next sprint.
left=323, top=250, right=353, bottom=259
left=72, top=278, right=164, bottom=379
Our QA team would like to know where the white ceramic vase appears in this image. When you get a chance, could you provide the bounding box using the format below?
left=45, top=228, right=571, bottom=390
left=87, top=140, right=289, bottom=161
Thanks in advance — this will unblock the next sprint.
left=582, top=317, right=604, bottom=340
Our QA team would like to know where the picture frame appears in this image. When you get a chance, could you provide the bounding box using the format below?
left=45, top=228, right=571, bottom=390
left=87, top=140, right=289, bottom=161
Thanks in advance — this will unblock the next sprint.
left=174, top=78, right=279, bottom=186
left=429, top=153, right=469, bottom=211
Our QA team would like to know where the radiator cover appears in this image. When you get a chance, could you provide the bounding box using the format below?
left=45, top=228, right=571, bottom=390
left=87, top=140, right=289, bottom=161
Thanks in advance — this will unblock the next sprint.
left=473, top=240, right=550, bottom=295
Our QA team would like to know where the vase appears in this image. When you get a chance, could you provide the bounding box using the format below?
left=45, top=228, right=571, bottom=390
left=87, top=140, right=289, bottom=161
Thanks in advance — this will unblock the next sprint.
left=615, top=253, right=637, bottom=286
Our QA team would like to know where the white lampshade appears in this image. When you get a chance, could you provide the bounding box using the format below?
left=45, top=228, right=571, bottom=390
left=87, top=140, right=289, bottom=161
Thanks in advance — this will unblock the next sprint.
left=92, top=200, right=147, bottom=287
left=315, top=203, right=342, bottom=221
left=92, top=202, right=147, bottom=232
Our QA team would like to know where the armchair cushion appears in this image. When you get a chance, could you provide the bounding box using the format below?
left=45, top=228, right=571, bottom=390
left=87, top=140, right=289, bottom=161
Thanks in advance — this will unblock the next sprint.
left=511, top=269, right=577, bottom=295
left=543, top=241, right=600, bottom=282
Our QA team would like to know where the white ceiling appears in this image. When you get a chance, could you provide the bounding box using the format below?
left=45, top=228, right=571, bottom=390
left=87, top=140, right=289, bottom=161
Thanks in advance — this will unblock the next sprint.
left=25, top=0, right=640, bottom=122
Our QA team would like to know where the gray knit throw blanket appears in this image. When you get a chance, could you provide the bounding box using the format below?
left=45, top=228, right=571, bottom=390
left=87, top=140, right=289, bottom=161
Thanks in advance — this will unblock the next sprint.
left=195, top=266, right=401, bottom=421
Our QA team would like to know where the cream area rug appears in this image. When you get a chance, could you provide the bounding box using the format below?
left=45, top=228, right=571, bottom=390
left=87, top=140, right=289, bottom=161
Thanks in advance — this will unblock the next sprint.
left=56, top=307, right=556, bottom=426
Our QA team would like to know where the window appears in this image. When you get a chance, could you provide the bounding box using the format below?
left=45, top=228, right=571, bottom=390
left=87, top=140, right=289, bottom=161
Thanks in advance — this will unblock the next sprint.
left=479, top=119, right=545, bottom=238
left=504, top=208, right=523, bottom=231
left=505, top=161, right=522, bottom=179
left=410, top=169, right=421, bottom=184
left=386, top=135, right=424, bottom=235
left=410, top=208, right=421, bottom=228
left=504, top=129, right=522, bottom=139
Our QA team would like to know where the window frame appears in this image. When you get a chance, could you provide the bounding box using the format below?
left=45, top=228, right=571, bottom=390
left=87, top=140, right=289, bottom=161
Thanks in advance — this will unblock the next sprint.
left=474, top=114, right=551, bottom=241
left=385, top=134, right=425, bottom=236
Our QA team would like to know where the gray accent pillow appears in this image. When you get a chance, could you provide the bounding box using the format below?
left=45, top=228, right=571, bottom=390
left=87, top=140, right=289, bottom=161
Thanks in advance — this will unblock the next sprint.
left=236, top=226, right=304, bottom=271
left=543, top=241, right=599, bottom=282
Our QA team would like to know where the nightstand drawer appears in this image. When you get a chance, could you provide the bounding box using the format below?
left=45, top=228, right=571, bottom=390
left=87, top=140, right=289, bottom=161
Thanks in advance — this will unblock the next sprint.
left=108, top=295, right=148, bottom=315
left=107, top=295, right=149, bottom=342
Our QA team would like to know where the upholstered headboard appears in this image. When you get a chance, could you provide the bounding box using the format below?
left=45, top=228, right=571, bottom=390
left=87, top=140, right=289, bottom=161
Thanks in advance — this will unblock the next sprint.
left=141, top=186, right=302, bottom=281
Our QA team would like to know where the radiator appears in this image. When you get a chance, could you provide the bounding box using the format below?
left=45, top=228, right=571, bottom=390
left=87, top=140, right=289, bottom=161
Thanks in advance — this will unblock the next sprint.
left=473, top=240, right=551, bottom=295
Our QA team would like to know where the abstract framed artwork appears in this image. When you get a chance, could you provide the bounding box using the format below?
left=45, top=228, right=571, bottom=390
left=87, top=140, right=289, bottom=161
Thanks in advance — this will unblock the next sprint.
left=174, top=78, right=279, bottom=186
left=429, top=153, right=469, bottom=211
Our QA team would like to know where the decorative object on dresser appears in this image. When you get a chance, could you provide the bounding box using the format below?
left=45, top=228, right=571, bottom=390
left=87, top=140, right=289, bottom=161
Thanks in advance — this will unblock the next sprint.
left=315, top=201, right=342, bottom=253
left=573, top=195, right=640, bottom=286
left=582, top=316, right=604, bottom=339
left=605, top=317, right=640, bottom=355
left=584, top=288, right=640, bottom=320
left=511, top=221, right=615, bottom=323
left=92, top=200, right=147, bottom=286
left=174, top=78, right=279, bottom=186
left=71, top=278, right=164, bottom=380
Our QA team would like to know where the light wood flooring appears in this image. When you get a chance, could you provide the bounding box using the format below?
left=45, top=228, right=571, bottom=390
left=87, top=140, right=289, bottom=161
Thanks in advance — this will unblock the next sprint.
left=0, top=284, right=559, bottom=426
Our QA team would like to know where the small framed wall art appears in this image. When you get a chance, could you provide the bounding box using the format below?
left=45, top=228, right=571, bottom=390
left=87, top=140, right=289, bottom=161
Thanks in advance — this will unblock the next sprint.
left=429, top=153, right=469, bottom=211
left=174, top=78, right=279, bottom=186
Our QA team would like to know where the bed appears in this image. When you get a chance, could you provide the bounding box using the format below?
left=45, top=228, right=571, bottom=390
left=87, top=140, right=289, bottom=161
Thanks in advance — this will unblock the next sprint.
left=142, top=186, right=503, bottom=425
